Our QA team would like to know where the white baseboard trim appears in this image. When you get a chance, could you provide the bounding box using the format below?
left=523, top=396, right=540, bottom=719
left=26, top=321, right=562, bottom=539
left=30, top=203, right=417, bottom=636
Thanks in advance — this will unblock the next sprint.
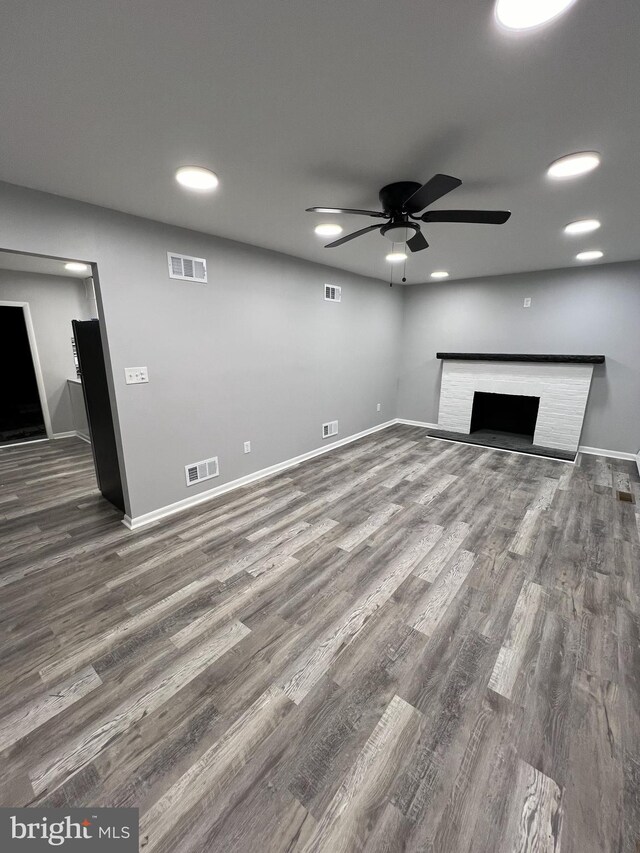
left=123, top=419, right=397, bottom=530
left=1, top=431, right=89, bottom=450
left=52, top=430, right=91, bottom=444
left=394, top=418, right=439, bottom=429
left=120, top=419, right=639, bottom=531
left=0, top=437, right=49, bottom=450
left=578, top=445, right=637, bottom=461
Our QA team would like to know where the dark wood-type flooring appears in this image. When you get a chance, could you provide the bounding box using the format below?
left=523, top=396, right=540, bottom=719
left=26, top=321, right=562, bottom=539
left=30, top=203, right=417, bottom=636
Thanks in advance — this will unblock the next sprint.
left=1, top=427, right=639, bottom=852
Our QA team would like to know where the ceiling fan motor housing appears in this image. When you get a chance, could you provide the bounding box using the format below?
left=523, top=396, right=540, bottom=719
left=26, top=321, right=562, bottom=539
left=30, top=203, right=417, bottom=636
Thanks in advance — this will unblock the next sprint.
left=379, top=181, right=422, bottom=214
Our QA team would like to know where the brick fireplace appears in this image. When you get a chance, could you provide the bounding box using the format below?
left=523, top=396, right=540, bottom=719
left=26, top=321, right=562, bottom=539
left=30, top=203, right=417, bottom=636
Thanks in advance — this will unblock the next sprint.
left=433, top=353, right=605, bottom=456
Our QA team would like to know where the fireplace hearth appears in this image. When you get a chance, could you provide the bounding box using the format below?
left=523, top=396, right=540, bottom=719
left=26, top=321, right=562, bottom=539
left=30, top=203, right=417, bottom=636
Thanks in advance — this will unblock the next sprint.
left=427, top=425, right=575, bottom=460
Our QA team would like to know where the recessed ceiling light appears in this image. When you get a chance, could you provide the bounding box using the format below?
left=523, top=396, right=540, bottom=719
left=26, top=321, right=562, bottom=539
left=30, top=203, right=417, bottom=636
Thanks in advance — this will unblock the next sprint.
left=576, top=250, right=603, bottom=261
left=386, top=252, right=407, bottom=263
left=175, top=166, right=219, bottom=191
left=64, top=262, right=89, bottom=273
left=495, top=0, right=577, bottom=30
left=547, top=152, right=600, bottom=180
left=430, top=271, right=449, bottom=279
left=564, top=218, right=601, bottom=235
left=314, top=224, right=343, bottom=237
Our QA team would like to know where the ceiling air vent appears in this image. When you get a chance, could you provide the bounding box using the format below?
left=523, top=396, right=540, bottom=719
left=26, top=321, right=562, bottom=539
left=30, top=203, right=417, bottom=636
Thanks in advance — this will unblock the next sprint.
left=185, top=456, right=219, bottom=486
left=322, top=420, right=339, bottom=439
left=324, top=284, right=341, bottom=302
left=168, top=252, right=207, bottom=283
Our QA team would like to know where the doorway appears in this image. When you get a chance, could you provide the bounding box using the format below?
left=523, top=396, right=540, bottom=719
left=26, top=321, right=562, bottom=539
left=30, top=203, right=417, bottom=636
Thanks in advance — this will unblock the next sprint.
left=0, top=250, right=125, bottom=514
left=0, top=302, right=52, bottom=445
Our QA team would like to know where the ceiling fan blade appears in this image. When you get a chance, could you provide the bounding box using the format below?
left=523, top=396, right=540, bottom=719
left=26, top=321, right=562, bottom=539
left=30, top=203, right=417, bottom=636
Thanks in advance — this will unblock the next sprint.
left=420, top=209, right=511, bottom=224
left=306, top=207, right=387, bottom=218
left=407, top=230, right=429, bottom=252
left=324, top=224, right=381, bottom=248
left=402, top=174, right=462, bottom=213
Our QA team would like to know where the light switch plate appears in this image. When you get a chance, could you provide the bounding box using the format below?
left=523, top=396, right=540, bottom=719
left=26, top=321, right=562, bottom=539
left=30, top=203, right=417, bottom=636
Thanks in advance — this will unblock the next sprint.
left=523, top=297, right=531, bottom=308
left=244, top=441, right=251, bottom=454
left=125, top=366, right=149, bottom=384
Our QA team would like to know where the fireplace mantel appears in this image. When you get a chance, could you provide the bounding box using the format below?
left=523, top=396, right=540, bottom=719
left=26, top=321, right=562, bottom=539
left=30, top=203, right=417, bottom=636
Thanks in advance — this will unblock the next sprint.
left=436, top=352, right=605, bottom=364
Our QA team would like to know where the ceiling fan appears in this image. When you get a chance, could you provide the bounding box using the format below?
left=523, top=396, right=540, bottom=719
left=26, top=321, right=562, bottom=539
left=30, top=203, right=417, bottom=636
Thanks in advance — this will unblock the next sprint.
left=306, top=174, right=511, bottom=252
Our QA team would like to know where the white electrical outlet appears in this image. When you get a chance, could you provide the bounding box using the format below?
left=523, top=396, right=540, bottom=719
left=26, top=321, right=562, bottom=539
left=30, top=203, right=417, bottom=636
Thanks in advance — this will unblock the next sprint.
left=244, top=441, right=251, bottom=454
left=124, top=366, right=149, bottom=384
left=523, top=297, right=531, bottom=308
left=376, top=403, right=381, bottom=411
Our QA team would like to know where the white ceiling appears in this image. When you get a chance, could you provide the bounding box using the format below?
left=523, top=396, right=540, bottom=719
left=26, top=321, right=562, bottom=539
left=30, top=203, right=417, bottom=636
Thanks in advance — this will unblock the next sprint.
left=1, top=0, right=638, bottom=284
left=0, top=251, right=90, bottom=278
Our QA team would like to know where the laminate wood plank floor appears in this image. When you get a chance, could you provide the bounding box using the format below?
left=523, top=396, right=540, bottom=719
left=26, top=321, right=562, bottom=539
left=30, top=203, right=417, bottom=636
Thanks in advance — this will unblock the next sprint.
left=1, top=429, right=639, bottom=852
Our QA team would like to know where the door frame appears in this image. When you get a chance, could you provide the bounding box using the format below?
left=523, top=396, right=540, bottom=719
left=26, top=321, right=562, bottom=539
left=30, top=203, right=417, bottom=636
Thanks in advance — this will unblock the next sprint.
left=0, top=300, right=53, bottom=439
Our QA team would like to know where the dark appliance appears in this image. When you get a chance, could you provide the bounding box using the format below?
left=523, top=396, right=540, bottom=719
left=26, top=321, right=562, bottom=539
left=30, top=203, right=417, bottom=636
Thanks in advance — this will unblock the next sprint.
left=72, top=319, right=125, bottom=512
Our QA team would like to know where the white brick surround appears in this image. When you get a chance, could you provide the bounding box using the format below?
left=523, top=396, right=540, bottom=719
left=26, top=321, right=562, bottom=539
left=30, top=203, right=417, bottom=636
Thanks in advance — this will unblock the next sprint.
left=437, top=360, right=594, bottom=452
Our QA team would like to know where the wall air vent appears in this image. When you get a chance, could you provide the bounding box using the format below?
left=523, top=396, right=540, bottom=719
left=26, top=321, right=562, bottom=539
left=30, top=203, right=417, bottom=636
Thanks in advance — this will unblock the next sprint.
left=168, top=252, right=207, bottom=283
left=185, top=456, right=219, bottom=486
left=322, top=420, right=339, bottom=439
left=324, top=284, right=341, bottom=302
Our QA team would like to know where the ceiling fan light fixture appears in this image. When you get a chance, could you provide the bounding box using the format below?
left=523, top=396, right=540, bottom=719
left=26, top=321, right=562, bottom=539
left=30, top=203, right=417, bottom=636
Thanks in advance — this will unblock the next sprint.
left=175, top=166, right=219, bottom=191
left=576, top=250, right=603, bottom=262
left=564, top=218, right=601, bottom=235
left=547, top=152, right=600, bottom=180
left=314, top=224, right=343, bottom=237
left=494, top=0, right=578, bottom=31
left=382, top=225, right=416, bottom=243
left=430, top=271, right=449, bottom=279
left=386, top=251, right=407, bottom=263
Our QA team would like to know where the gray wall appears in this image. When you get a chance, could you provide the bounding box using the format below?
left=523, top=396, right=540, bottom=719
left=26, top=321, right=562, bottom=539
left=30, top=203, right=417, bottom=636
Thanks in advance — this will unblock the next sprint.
left=2, top=179, right=637, bottom=522
left=397, top=261, right=640, bottom=455
left=0, top=182, right=402, bottom=519
left=0, top=268, right=91, bottom=434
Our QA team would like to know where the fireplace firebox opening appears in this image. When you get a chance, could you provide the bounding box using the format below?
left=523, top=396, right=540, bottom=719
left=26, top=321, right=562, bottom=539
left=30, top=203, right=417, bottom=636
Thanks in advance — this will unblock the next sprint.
left=469, top=391, right=540, bottom=443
